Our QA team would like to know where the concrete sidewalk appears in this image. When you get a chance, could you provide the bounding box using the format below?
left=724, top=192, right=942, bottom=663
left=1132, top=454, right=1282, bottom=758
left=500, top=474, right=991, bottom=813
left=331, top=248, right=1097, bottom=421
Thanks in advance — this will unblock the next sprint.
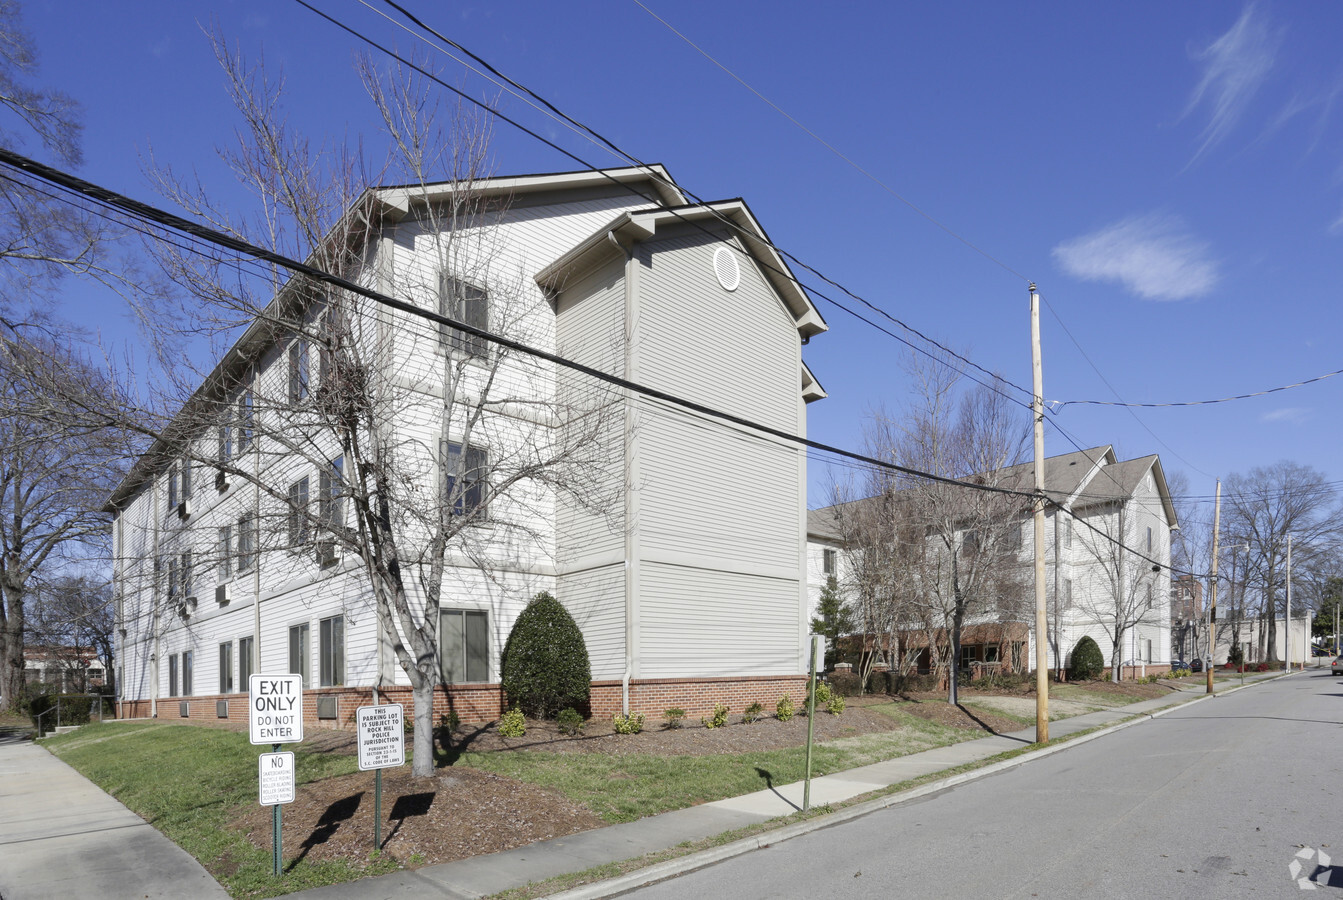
left=0, top=727, right=229, bottom=900
left=0, top=672, right=1285, bottom=900
left=289, top=673, right=1285, bottom=900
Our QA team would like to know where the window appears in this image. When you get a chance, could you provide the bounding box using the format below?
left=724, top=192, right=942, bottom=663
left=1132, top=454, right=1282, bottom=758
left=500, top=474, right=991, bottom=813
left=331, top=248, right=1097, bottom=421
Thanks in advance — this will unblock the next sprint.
left=219, top=641, right=234, bottom=694
left=1147, top=526, right=1153, bottom=553
left=319, top=457, right=344, bottom=529
left=1063, top=577, right=1073, bottom=608
left=1145, top=584, right=1153, bottom=610
left=440, top=608, right=488, bottom=682
left=181, top=457, right=192, bottom=503
left=182, top=650, right=193, bottom=695
left=288, top=476, right=311, bottom=547
left=167, top=556, right=179, bottom=603
left=180, top=549, right=193, bottom=600
left=320, top=615, right=344, bottom=687
left=822, top=548, right=836, bottom=576
left=1066, top=518, right=1074, bottom=549
left=288, top=338, right=310, bottom=403
left=318, top=304, right=344, bottom=385
left=217, top=525, right=233, bottom=579
left=443, top=442, right=487, bottom=516
left=237, top=389, right=254, bottom=453
left=167, top=465, right=178, bottom=512
left=440, top=275, right=489, bottom=358
left=289, top=623, right=310, bottom=687
left=168, top=653, right=179, bottom=697
left=1145, top=639, right=1152, bottom=664
left=238, top=636, right=254, bottom=687
left=237, top=513, right=255, bottom=573
left=217, top=421, right=232, bottom=467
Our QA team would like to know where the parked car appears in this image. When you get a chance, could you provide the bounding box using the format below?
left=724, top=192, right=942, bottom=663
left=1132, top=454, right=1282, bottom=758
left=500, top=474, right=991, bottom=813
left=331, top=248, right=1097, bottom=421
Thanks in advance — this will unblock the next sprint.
left=1331, top=656, right=1343, bottom=676
left=1190, top=658, right=1204, bottom=673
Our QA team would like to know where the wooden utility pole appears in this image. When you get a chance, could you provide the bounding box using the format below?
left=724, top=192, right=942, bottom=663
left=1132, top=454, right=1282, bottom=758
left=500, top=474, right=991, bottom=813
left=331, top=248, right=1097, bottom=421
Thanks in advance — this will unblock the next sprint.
left=1031, top=284, right=1049, bottom=743
left=1206, top=480, right=1221, bottom=694
left=1286, top=535, right=1293, bottom=671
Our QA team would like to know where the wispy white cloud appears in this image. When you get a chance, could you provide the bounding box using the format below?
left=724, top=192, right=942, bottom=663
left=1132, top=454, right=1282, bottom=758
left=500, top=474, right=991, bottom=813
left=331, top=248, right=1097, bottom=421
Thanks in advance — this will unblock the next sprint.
left=1261, top=407, right=1309, bottom=424
left=1051, top=214, right=1219, bottom=301
left=1184, top=4, right=1282, bottom=161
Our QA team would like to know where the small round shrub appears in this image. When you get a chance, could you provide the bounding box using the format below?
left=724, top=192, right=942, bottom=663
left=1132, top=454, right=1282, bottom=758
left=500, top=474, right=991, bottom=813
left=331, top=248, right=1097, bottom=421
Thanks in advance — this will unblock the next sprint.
left=556, top=707, right=585, bottom=736
left=1069, top=636, right=1105, bottom=681
left=498, top=706, right=526, bottom=738
left=663, top=707, right=686, bottom=729
left=776, top=695, right=796, bottom=722
left=701, top=702, right=729, bottom=729
left=613, top=712, right=644, bottom=734
left=501, top=591, right=591, bottom=718
left=826, top=693, right=846, bottom=716
left=741, top=701, right=764, bottom=724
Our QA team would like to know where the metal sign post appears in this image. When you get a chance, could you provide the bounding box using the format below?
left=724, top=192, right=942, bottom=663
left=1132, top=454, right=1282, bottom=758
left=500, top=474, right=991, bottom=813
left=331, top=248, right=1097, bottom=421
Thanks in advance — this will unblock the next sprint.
left=250, top=674, right=304, bottom=877
left=356, top=704, right=405, bottom=851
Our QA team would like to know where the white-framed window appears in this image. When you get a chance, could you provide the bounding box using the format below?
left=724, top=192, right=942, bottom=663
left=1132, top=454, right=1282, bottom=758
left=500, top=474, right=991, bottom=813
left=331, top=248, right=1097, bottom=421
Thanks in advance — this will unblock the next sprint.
left=288, top=476, right=311, bottom=548
left=320, top=615, right=344, bottom=687
left=167, top=464, right=178, bottom=513
left=238, top=635, right=254, bottom=687
left=217, top=421, right=233, bottom=468
left=237, top=513, right=255, bottom=573
left=318, top=303, right=345, bottom=385
left=440, top=274, right=489, bottom=359
left=1066, top=518, right=1074, bottom=549
left=319, top=457, right=344, bottom=528
left=182, top=650, right=193, bottom=696
left=443, top=442, right=487, bottom=516
left=167, top=556, right=179, bottom=604
left=168, top=653, right=179, bottom=697
left=822, top=548, right=837, bottom=576
left=288, top=338, right=310, bottom=403
left=219, top=641, right=234, bottom=694
left=1063, top=577, right=1073, bottom=607
left=237, top=388, right=254, bottom=453
left=180, top=549, right=193, bottom=600
left=1147, top=526, right=1153, bottom=553
left=217, top=525, right=232, bottom=579
left=288, top=622, right=310, bottom=688
left=440, top=608, right=488, bottom=683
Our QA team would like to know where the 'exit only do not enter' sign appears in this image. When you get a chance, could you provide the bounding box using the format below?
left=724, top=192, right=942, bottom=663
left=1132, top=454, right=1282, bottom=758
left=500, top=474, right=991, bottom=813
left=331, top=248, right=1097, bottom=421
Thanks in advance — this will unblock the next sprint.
left=249, top=674, right=304, bottom=745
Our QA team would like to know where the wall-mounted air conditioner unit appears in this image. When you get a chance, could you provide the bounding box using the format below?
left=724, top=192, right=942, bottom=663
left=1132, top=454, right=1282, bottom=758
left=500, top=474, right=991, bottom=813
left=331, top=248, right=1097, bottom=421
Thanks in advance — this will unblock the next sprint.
left=215, top=469, right=231, bottom=492
left=215, top=583, right=232, bottom=606
left=179, top=596, right=197, bottom=619
left=177, top=498, right=193, bottom=519
left=317, top=540, right=341, bottom=568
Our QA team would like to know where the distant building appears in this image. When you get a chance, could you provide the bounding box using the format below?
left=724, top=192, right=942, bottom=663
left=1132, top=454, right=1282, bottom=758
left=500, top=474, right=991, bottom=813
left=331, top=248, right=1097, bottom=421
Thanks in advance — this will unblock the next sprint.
left=1170, top=574, right=1203, bottom=660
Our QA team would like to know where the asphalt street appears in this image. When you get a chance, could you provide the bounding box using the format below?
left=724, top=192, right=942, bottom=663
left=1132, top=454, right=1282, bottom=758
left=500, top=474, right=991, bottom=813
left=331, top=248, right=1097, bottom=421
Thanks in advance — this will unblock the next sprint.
left=625, top=671, right=1343, bottom=898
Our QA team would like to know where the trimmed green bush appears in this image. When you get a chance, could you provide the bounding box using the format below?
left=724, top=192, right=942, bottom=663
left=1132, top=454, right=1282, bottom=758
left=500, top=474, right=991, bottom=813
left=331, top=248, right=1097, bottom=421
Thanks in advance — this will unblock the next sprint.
left=741, top=701, right=764, bottom=724
left=776, top=695, right=796, bottom=722
left=501, top=591, right=591, bottom=718
left=829, top=671, right=863, bottom=696
left=701, top=702, right=729, bottom=729
left=662, top=707, right=686, bottom=729
left=556, top=707, right=585, bottom=736
left=612, top=712, right=644, bottom=734
left=498, top=706, right=526, bottom=738
left=1069, top=636, right=1105, bottom=681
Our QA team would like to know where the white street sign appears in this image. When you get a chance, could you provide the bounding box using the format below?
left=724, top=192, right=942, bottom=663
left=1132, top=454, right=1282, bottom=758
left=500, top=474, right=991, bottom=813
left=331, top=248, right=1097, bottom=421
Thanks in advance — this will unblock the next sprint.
left=356, top=704, right=405, bottom=771
left=249, top=673, right=305, bottom=745
left=258, top=752, right=295, bottom=806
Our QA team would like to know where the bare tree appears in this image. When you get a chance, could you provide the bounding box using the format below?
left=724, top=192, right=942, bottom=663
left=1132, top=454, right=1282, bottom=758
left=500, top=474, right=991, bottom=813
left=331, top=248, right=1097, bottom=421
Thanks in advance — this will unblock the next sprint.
left=129, top=40, right=619, bottom=776
left=1072, top=505, right=1164, bottom=681
left=0, top=334, right=132, bottom=708
left=1223, top=462, right=1337, bottom=662
left=842, top=353, right=1028, bottom=705
left=25, top=573, right=114, bottom=694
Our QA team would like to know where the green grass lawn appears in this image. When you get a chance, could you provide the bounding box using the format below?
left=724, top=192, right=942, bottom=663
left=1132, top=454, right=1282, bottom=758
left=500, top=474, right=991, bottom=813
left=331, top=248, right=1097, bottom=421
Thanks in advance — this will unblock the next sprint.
left=44, top=724, right=398, bottom=898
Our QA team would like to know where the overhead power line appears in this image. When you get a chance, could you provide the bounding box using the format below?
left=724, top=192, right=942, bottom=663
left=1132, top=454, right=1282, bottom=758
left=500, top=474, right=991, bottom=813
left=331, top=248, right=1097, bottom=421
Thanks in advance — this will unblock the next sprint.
left=0, top=146, right=1036, bottom=504
left=1055, top=365, right=1343, bottom=409
left=291, top=0, right=1037, bottom=408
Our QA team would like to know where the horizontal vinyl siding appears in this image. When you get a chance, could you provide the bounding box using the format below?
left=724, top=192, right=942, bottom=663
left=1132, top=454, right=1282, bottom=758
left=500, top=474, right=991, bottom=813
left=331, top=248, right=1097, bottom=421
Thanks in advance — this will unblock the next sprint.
left=638, top=562, right=801, bottom=678
left=636, top=229, right=799, bottom=428
left=556, top=564, right=626, bottom=680
left=639, top=404, right=802, bottom=575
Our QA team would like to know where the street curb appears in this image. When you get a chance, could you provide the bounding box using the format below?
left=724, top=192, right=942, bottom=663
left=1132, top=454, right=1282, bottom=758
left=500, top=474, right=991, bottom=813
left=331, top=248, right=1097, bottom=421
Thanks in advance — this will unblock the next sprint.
left=547, top=674, right=1287, bottom=900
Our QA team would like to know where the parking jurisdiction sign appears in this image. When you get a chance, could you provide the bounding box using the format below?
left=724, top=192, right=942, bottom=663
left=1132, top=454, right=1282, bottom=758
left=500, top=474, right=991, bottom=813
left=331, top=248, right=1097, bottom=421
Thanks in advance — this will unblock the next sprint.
left=249, top=674, right=304, bottom=745
left=356, top=704, right=405, bottom=771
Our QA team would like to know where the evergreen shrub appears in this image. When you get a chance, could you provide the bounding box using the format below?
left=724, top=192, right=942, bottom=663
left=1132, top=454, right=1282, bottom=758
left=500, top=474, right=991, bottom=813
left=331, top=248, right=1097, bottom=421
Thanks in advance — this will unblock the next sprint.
left=1069, top=636, right=1105, bottom=681
left=501, top=591, right=591, bottom=718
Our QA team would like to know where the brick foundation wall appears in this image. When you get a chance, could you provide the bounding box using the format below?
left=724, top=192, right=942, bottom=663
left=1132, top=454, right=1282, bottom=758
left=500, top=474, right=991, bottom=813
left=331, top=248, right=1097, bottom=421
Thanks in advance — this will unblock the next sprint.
left=116, top=674, right=809, bottom=729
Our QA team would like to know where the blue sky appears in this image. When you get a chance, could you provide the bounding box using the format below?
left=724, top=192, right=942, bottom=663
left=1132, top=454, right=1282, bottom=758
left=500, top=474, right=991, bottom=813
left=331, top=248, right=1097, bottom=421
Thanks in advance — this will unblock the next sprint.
left=20, top=1, right=1343, bottom=517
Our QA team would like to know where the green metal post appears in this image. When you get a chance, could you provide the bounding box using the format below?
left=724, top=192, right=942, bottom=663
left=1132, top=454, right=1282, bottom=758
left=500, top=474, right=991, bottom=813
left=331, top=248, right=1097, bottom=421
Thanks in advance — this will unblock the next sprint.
left=272, top=743, right=281, bottom=876
left=803, top=635, right=819, bottom=811
left=375, top=768, right=382, bottom=850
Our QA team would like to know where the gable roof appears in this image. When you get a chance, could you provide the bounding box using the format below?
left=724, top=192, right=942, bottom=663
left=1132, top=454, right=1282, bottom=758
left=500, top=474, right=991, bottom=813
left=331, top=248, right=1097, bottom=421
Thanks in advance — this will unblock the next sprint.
left=535, top=199, right=827, bottom=340
left=808, top=444, right=1179, bottom=540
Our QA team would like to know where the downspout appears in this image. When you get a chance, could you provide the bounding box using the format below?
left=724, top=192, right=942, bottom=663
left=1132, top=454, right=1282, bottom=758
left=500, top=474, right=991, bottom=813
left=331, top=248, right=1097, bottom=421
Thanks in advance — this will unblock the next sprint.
left=151, top=481, right=161, bottom=718
left=615, top=230, right=638, bottom=715
left=252, top=365, right=262, bottom=682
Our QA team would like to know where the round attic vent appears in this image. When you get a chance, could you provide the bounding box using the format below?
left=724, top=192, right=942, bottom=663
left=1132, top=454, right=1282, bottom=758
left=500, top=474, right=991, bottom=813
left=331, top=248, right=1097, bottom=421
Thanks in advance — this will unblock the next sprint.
left=713, top=246, right=740, bottom=291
